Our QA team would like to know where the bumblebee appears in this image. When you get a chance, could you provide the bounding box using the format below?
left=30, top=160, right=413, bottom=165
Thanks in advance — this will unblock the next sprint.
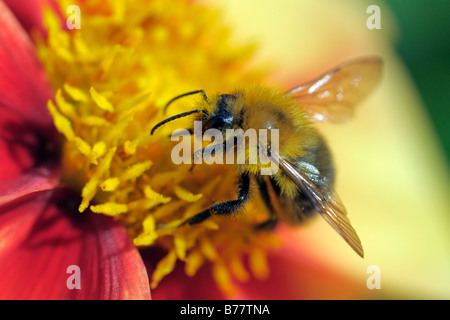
left=151, top=57, right=382, bottom=257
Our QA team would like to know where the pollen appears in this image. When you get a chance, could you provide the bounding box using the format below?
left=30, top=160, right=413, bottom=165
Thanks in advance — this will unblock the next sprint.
left=38, top=0, right=278, bottom=295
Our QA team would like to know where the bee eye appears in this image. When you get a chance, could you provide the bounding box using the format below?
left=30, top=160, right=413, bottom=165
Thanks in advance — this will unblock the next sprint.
left=210, top=117, right=226, bottom=129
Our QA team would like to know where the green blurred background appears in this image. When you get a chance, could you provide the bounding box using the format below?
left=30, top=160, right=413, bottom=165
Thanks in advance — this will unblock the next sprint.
left=384, top=0, right=450, bottom=165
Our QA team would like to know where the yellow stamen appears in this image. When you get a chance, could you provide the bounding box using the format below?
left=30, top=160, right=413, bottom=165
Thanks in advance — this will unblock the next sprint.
left=55, top=89, right=77, bottom=118
left=151, top=250, right=177, bottom=289
left=121, top=161, right=153, bottom=181
left=79, top=177, right=99, bottom=213
left=90, top=87, right=115, bottom=112
left=47, top=100, right=75, bottom=140
left=174, top=236, right=187, bottom=260
left=79, top=147, right=117, bottom=212
left=80, top=116, right=110, bottom=127
left=213, top=262, right=238, bottom=296
left=230, top=254, right=250, bottom=283
left=200, top=238, right=219, bottom=261
left=133, top=216, right=158, bottom=246
left=64, top=83, right=89, bottom=102
left=73, top=137, right=92, bottom=160
left=100, top=177, right=120, bottom=192
left=249, top=247, right=270, bottom=280
left=90, top=141, right=107, bottom=163
left=185, top=250, right=204, bottom=277
left=123, top=139, right=139, bottom=155
left=174, top=186, right=203, bottom=202
left=90, top=202, right=128, bottom=216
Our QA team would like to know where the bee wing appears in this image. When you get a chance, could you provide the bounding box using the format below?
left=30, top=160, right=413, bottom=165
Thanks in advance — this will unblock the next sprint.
left=274, top=155, right=364, bottom=257
left=285, top=57, right=382, bottom=123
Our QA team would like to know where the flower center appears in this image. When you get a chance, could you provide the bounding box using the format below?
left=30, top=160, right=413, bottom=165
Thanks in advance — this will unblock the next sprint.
left=37, top=0, right=280, bottom=294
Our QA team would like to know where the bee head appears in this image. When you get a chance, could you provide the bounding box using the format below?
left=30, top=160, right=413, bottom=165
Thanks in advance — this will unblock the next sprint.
left=150, top=91, right=240, bottom=136
left=203, top=94, right=238, bottom=132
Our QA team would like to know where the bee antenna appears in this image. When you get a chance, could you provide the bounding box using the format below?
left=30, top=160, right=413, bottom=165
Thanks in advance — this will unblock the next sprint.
left=163, top=89, right=208, bottom=114
left=150, top=109, right=202, bottom=135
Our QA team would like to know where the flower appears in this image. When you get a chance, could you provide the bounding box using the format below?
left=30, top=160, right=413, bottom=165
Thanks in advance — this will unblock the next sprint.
left=0, top=0, right=150, bottom=299
left=33, top=0, right=280, bottom=296
left=0, top=0, right=286, bottom=299
left=2, top=0, right=448, bottom=300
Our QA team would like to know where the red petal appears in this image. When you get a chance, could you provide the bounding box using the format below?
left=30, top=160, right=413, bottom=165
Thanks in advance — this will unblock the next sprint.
left=0, top=2, right=59, bottom=180
left=2, top=0, right=61, bottom=36
left=0, top=189, right=151, bottom=300
left=0, top=162, right=60, bottom=206
left=0, top=2, right=54, bottom=128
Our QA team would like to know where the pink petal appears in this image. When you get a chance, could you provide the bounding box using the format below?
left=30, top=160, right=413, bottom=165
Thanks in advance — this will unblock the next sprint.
left=0, top=2, right=59, bottom=179
left=0, top=189, right=151, bottom=299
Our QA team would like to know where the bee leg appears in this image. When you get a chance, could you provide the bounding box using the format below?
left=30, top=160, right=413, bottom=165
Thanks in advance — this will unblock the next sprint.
left=254, top=176, right=278, bottom=231
left=179, top=172, right=250, bottom=226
